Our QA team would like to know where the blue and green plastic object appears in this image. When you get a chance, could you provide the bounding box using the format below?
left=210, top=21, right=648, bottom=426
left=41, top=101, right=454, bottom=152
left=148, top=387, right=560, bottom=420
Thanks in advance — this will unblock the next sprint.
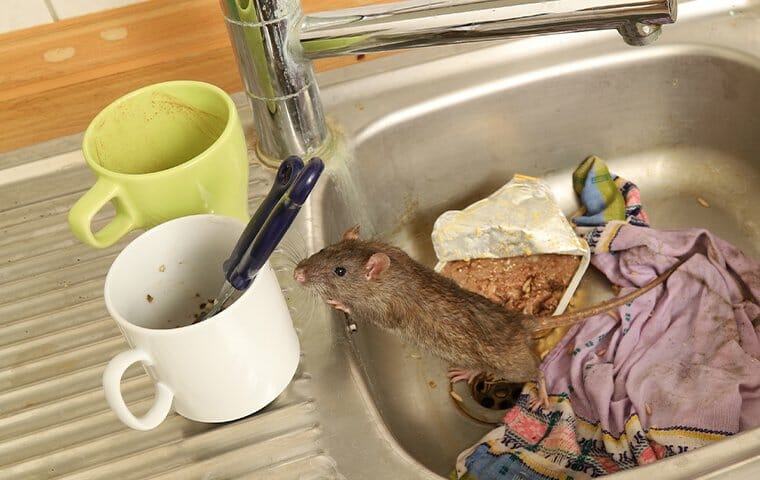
left=571, top=155, right=626, bottom=226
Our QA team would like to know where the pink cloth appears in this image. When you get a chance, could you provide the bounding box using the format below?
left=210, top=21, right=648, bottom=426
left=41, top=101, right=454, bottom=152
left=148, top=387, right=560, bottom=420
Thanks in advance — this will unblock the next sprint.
left=546, top=223, right=760, bottom=435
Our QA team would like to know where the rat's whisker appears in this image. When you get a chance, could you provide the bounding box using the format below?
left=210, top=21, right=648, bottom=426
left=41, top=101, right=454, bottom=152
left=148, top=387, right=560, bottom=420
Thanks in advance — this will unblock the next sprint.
left=277, top=233, right=311, bottom=266
left=287, top=283, right=325, bottom=332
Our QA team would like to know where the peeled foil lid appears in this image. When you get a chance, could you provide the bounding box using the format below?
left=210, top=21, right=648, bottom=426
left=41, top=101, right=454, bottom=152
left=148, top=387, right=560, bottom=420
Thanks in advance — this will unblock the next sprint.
left=431, top=175, right=591, bottom=315
left=432, top=175, right=588, bottom=262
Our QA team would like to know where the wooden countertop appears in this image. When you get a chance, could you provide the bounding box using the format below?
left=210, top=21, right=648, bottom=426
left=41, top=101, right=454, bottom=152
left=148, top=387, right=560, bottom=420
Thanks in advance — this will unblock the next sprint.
left=0, top=0, right=394, bottom=153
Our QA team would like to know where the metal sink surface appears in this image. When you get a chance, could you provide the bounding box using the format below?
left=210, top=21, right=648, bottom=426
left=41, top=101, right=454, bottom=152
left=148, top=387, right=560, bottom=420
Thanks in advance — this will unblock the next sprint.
left=1, top=0, right=758, bottom=479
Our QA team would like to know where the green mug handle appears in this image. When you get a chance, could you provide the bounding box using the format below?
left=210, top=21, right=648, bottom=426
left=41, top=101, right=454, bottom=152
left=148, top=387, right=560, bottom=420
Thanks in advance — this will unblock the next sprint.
left=68, top=178, right=136, bottom=248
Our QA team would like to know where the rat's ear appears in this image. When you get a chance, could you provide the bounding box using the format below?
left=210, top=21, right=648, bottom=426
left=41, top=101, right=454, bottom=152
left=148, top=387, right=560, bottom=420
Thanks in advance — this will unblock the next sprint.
left=365, top=253, right=390, bottom=280
left=342, top=225, right=361, bottom=241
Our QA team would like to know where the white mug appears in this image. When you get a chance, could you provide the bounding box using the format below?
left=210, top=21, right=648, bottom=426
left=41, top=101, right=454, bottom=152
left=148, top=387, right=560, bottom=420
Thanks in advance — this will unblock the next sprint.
left=102, top=214, right=300, bottom=430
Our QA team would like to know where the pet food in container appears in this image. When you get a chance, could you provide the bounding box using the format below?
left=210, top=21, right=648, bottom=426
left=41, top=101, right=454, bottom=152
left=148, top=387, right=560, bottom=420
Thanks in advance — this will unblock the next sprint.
left=432, top=175, right=590, bottom=320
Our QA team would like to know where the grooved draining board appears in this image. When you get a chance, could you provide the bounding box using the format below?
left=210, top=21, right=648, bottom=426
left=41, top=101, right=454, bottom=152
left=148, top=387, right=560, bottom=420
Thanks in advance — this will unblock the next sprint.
left=0, top=146, right=339, bottom=480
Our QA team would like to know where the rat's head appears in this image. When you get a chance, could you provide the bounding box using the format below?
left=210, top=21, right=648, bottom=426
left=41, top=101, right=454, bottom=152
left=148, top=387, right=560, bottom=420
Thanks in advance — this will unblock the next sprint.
left=293, top=226, right=392, bottom=308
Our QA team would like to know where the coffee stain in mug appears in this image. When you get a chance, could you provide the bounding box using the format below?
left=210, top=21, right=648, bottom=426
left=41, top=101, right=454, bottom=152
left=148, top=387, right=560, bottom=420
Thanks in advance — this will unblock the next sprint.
left=150, top=92, right=226, bottom=140
left=92, top=90, right=227, bottom=174
left=190, top=298, right=228, bottom=326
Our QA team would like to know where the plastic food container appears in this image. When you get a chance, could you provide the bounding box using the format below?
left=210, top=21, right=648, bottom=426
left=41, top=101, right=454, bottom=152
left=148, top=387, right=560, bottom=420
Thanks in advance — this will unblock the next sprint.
left=432, top=174, right=590, bottom=317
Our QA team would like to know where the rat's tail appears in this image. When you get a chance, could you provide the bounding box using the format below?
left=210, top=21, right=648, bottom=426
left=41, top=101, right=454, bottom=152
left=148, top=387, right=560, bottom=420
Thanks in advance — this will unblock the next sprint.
left=529, top=256, right=688, bottom=332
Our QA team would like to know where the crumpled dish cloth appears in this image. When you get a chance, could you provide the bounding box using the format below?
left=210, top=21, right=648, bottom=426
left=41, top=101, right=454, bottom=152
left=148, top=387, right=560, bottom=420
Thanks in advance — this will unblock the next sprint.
left=452, top=222, right=760, bottom=480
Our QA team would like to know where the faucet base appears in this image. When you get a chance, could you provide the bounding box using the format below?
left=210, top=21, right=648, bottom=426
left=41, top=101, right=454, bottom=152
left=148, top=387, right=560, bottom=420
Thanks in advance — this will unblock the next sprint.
left=221, top=0, right=329, bottom=160
left=254, top=116, right=340, bottom=169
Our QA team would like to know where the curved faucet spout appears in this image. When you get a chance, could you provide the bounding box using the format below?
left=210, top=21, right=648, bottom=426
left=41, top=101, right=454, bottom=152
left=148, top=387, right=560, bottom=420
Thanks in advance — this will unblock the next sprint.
left=300, top=0, right=677, bottom=59
left=219, top=0, right=677, bottom=162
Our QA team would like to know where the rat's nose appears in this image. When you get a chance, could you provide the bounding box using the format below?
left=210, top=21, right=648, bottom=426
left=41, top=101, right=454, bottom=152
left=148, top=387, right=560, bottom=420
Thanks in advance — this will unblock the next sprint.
left=294, top=267, right=307, bottom=284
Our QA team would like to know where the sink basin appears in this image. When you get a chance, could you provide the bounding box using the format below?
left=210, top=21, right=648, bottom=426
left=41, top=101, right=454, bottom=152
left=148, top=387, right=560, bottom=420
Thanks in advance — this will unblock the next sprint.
left=308, top=1, right=760, bottom=477
left=1, top=1, right=758, bottom=479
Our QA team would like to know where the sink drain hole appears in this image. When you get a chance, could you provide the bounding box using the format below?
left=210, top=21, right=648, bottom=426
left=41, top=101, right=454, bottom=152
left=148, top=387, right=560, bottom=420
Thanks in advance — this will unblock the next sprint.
left=449, top=374, right=524, bottom=424
left=471, top=374, right=522, bottom=411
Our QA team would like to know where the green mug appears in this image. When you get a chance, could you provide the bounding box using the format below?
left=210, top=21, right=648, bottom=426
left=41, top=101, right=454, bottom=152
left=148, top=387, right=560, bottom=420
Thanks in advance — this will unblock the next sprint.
left=68, top=81, right=249, bottom=248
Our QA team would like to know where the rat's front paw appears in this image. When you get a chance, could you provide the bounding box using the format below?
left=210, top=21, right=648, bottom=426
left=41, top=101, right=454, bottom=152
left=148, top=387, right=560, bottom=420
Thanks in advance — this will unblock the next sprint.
left=447, top=367, right=481, bottom=384
left=326, top=299, right=351, bottom=314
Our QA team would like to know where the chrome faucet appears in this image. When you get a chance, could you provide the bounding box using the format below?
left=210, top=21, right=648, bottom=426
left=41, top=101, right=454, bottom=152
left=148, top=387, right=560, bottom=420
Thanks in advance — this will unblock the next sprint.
left=219, top=0, right=677, bottom=164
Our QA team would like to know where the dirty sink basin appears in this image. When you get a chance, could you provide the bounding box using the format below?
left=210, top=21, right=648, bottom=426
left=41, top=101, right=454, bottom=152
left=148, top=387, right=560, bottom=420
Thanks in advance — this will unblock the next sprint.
left=1, top=1, right=758, bottom=479
left=308, top=0, right=760, bottom=478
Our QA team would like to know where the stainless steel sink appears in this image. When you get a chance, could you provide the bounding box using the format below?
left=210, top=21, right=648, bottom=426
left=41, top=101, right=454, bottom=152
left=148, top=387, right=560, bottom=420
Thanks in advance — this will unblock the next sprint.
left=1, top=1, right=758, bottom=479
left=307, top=0, right=760, bottom=477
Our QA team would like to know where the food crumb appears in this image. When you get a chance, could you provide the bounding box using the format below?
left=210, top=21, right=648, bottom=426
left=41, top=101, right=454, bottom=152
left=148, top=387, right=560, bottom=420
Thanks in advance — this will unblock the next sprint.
left=450, top=391, right=463, bottom=402
left=697, top=197, right=710, bottom=208
left=410, top=353, right=422, bottom=359
left=146, top=294, right=154, bottom=303
left=159, top=264, right=166, bottom=272
left=597, top=348, right=608, bottom=356
left=356, top=54, right=366, bottom=60
left=645, top=402, right=652, bottom=415
left=199, top=302, right=207, bottom=309
left=428, top=380, right=437, bottom=389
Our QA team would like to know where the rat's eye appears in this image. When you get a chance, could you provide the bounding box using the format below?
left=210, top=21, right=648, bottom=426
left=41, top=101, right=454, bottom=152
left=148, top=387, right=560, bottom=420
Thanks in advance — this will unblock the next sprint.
left=334, top=266, right=347, bottom=277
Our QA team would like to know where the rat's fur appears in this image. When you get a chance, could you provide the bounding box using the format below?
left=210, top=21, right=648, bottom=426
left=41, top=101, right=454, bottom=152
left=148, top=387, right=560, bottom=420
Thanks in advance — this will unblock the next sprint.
left=294, top=227, right=540, bottom=384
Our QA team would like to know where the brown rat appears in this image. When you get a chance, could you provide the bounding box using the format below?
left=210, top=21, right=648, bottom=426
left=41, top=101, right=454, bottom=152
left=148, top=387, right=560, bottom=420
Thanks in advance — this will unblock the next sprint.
left=293, top=226, right=684, bottom=410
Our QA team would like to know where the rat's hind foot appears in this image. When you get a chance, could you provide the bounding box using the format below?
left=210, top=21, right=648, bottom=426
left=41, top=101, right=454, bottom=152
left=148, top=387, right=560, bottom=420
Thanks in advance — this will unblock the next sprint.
left=448, top=367, right=481, bottom=384
left=529, top=371, right=550, bottom=411
left=528, top=396, right=549, bottom=412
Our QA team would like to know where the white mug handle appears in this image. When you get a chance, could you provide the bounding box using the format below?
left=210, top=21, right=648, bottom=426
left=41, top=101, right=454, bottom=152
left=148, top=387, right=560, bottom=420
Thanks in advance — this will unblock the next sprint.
left=102, top=349, right=174, bottom=431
